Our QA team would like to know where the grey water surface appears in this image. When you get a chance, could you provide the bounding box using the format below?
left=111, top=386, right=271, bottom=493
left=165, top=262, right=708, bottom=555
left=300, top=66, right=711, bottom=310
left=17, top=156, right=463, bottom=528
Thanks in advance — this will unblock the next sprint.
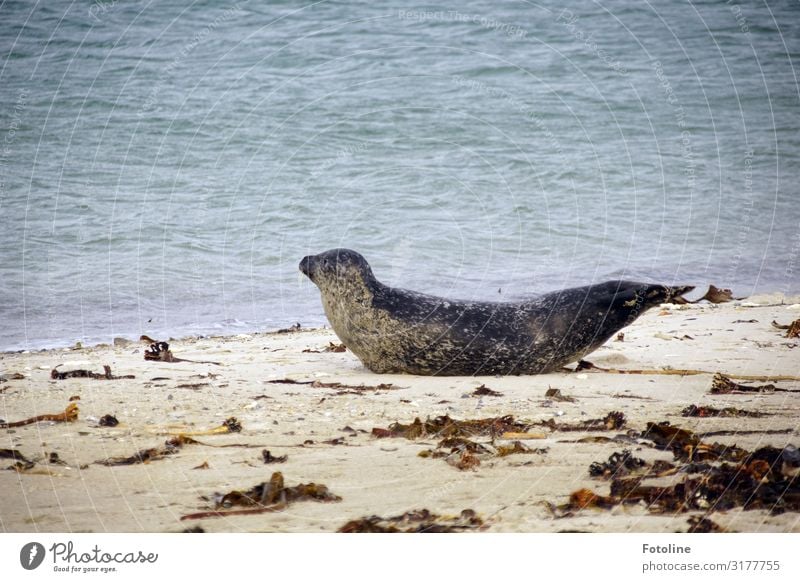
left=1, top=0, right=798, bottom=350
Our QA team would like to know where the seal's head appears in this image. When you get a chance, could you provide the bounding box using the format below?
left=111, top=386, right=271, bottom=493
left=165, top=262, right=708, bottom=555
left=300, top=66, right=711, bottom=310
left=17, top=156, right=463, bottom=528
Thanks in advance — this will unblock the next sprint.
left=300, top=248, right=377, bottom=295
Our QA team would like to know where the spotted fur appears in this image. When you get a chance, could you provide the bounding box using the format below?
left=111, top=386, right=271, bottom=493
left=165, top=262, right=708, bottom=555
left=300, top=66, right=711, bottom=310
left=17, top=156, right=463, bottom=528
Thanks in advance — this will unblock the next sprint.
left=300, top=249, right=693, bottom=376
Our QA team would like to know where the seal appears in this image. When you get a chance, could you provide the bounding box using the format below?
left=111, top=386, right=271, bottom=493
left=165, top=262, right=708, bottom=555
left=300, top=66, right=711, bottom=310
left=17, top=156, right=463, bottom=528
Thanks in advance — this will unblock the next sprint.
left=300, top=248, right=694, bottom=375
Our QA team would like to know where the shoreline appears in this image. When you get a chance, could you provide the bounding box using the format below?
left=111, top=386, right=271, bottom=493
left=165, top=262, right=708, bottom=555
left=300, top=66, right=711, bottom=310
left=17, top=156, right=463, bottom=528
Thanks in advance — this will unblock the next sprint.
left=1, top=296, right=799, bottom=532
left=3, top=290, right=798, bottom=356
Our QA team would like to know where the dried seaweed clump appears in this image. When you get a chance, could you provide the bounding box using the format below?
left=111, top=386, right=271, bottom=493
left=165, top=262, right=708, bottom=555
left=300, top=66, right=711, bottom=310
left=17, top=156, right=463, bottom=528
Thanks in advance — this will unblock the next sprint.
left=0, top=403, right=79, bottom=429
left=338, top=509, right=484, bottom=533
left=589, top=449, right=647, bottom=479
left=51, top=365, right=134, bottom=380
left=772, top=318, right=800, bottom=339
left=554, top=421, right=800, bottom=519
left=681, top=404, right=768, bottom=418
left=709, top=373, right=777, bottom=394
left=642, top=422, right=748, bottom=463
left=181, top=472, right=341, bottom=520
left=537, top=411, right=626, bottom=432
left=372, top=415, right=533, bottom=440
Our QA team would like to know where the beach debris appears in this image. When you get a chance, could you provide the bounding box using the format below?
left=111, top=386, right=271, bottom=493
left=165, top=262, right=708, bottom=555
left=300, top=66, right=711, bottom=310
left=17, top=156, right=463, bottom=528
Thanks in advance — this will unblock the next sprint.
left=51, top=365, right=134, bottom=380
left=772, top=318, right=800, bottom=338
left=48, top=452, right=67, bottom=465
left=158, top=417, right=242, bottom=437
left=0, top=403, right=79, bottom=429
left=499, top=431, right=548, bottom=440
left=141, top=337, right=221, bottom=365
left=495, top=440, right=547, bottom=457
left=589, top=450, right=647, bottom=479
left=175, top=383, right=208, bottom=390
left=544, top=387, right=576, bottom=403
left=686, top=516, right=727, bottom=533
left=551, top=416, right=800, bottom=519
left=575, top=361, right=800, bottom=382
left=338, top=508, right=485, bottom=533
left=98, top=414, right=119, bottom=427
left=615, top=333, right=624, bottom=341
left=563, top=488, right=618, bottom=511
left=419, top=436, right=546, bottom=470
left=182, top=526, right=205, bottom=533
left=692, top=285, right=738, bottom=304
left=262, top=449, right=288, bottom=464
left=0, top=372, right=25, bottom=382
left=69, top=395, right=81, bottom=401
left=447, top=450, right=481, bottom=470
left=277, top=323, right=302, bottom=333
left=267, top=378, right=400, bottom=395
left=708, top=373, right=788, bottom=394
left=1, top=448, right=36, bottom=472
left=302, top=341, right=347, bottom=353
left=371, top=415, right=534, bottom=440
left=181, top=472, right=341, bottom=520
left=193, top=461, right=210, bottom=470
left=95, top=435, right=196, bottom=466
left=681, top=404, right=768, bottom=418
left=471, top=384, right=503, bottom=397
left=642, top=422, right=748, bottom=463
left=537, top=411, right=626, bottom=432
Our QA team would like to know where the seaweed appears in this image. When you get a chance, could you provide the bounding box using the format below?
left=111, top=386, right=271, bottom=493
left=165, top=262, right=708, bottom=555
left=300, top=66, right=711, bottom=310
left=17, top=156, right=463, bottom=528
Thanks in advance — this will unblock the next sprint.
left=471, top=384, right=503, bottom=397
left=51, top=365, right=134, bottom=380
left=418, top=436, right=546, bottom=470
left=277, top=323, right=301, bottom=333
left=371, top=415, right=534, bottom=440
left=0, top=372, right=25, bottom=382
left=181, top=472, right=341, bottom=520
left=141, top=337, right=221, bottom=365
left=537, top=411, right=626, bottom=432
left=495, top=441, right=547, bottom=458
left=686, top=516, right=727, bottom=533
left=158, top=417, right=242, bottom=437
left=554, top=418, right=800, bottom=519
left=1, top=449, right=33, bottom=463
left=772, top=318, right=800, bottom=338
left=268, top=378, right=400, bottom=395
left=589, top=449, right=647, bottom=479
left=544, top=387, right=576, bottom=403
left=681, top=404, right=769, bottom=418
left=262, top=449, right=288, bottom=464
left=0, top=403, right=79, bottom=429
left=708, top=373, right=798, bottom=394
left=691, top=285, right=738, bottom=304
left=302, top=342, right=347, bottom=353
left=98, top=414, right=119, bottom=427
left=575, top=361, right=800, bottom=382
left=48, top=452, right=67, bottom=465
left=95, top=435, right=195, bottom=466
left=338, top=509, right=484, bottom=533
left=642, top=422, right=748, bottom=462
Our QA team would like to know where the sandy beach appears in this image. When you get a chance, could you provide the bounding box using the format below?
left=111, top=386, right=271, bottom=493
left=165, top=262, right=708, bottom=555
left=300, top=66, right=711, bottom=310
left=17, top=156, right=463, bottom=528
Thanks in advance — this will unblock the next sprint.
left=2, top=295, right=799, bottom=533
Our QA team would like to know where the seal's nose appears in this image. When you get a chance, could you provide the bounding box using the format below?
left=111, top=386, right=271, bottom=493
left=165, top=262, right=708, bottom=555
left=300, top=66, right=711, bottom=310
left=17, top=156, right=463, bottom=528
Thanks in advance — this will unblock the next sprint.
left=299, top=255, right=313, bottom=277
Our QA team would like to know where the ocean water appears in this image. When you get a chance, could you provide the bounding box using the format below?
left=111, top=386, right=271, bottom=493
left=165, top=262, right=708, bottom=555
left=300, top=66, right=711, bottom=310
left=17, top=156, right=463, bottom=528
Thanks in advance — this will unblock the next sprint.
left=1, top=0, right=798, bottom=351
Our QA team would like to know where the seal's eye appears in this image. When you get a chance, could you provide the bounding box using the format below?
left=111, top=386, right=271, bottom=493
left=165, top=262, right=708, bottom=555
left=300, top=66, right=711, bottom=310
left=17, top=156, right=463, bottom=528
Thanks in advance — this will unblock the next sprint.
left=323, top=259, right=330, bottom=268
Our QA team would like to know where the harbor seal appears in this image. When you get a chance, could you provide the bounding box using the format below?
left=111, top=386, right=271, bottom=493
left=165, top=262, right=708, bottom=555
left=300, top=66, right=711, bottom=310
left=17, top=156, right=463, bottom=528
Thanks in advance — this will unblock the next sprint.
left=300, top=248, right=693, bottom=376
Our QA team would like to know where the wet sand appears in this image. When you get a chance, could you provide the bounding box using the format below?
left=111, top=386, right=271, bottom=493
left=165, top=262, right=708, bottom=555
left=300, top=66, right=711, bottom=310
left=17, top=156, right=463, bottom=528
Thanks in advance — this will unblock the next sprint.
left=1, top=295, right=799, bottom=533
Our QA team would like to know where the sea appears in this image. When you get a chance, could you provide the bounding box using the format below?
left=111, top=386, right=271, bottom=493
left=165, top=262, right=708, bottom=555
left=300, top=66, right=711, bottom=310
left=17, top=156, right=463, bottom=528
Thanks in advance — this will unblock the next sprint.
left=1, top=0, right=799, bottom=351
